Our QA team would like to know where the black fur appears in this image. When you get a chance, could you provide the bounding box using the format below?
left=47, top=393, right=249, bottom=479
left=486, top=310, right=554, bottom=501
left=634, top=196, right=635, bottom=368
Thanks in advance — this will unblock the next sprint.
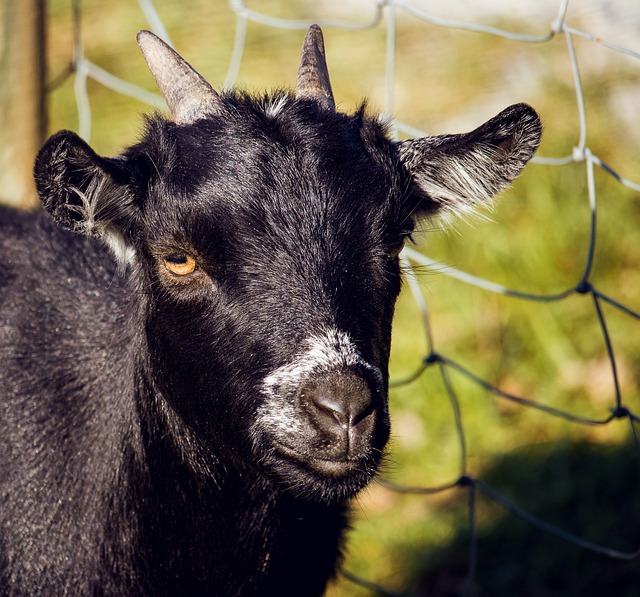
left=0, top=86, right=540, bottom=596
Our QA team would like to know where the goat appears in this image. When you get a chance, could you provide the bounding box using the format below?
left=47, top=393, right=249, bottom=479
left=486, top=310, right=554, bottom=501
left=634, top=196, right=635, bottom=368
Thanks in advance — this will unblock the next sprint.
left=0, top=26, right=541, bottom=596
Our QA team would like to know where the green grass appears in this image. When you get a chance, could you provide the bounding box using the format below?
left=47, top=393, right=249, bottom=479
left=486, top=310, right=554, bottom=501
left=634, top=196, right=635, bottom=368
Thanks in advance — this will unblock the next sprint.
left=42, top=2, right=640, bottom=595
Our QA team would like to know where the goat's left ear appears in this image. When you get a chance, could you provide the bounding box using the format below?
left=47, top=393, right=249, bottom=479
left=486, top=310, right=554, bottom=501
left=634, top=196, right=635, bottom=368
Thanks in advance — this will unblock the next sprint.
left=397, top=103, right=542, bottom=217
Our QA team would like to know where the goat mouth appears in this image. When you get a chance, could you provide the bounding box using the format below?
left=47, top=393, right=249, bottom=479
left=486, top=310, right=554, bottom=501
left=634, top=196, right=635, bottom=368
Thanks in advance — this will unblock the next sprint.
left=254, top=432, right=385, bottom=502
left=270, top=441, right=379, bottom=480
left=307, top=456, right=367, bottom=477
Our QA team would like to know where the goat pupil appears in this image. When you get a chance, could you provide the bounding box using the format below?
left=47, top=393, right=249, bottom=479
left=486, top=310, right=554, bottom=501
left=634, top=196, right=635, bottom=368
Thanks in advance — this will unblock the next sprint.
left=166, top=253, right=187, bottom=264
left=162, top=253, right=196, bottom=275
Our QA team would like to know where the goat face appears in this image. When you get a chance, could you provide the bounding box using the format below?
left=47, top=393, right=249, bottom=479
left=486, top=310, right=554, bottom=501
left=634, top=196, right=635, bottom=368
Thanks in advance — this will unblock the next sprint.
left=129, top=106, right=403, bottom=502
left=34, top=28, right=541, bottom=503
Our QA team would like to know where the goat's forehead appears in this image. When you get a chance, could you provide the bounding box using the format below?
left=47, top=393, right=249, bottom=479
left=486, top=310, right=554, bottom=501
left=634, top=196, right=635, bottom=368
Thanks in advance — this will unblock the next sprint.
left=138, top=106, right=404, bottom=243
left=156, top=154, right=394, bottom=219
left=157, top=102, right=392, bottom=177
left=149, top=179, right=394, bottom=248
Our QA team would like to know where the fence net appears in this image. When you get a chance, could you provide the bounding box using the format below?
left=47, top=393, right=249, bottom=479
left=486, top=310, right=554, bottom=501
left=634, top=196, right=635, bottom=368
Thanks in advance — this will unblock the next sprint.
left=44, top=0, right=640, bottom=595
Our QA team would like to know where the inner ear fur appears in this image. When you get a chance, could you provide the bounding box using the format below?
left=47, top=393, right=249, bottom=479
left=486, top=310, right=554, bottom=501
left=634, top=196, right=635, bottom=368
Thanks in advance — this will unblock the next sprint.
left=397, top=103, right=542, bottom=218
left=34, top=130, right=140, bottom=263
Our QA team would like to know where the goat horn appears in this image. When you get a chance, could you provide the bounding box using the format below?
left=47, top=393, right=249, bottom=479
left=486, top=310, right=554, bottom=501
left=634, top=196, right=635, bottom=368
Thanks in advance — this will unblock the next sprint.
left=137, top=30, right=223, bottom=124
left=295, top=25, right=335, bottom=112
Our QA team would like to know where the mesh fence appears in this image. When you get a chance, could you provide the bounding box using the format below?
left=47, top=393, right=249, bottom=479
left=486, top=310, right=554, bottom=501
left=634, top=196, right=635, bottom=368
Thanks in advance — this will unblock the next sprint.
left=46, top=0, right=639, bottom=594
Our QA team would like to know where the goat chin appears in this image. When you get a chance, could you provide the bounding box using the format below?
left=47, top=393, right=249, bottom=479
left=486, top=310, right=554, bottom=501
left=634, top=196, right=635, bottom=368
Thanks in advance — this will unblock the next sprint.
left=262, top=445, right=382, bottom=503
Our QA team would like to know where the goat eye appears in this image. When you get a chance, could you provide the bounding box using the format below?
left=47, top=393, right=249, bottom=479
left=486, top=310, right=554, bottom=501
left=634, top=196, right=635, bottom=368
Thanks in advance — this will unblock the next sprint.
left=163, top=253, right=197, bottom=276
left=388, top=242, right=405, bottom=260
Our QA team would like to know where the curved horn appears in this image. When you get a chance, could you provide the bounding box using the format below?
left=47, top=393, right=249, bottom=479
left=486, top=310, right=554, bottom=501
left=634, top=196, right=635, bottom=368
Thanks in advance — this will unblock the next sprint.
left=137, top=30, right=223, bottom=124
left=295, top=25, right=335, bottom=111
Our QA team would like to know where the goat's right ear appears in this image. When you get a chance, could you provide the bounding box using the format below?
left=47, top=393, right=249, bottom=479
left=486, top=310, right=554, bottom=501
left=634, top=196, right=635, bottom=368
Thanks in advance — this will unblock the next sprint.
left=34, top=131, right=140, bottom=265
left=397, top=103, right=542, bottom=219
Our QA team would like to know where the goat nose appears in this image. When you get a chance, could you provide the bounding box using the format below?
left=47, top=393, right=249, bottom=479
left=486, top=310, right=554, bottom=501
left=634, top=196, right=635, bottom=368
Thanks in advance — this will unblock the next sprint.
left=304, top=370, right=375, bottom=434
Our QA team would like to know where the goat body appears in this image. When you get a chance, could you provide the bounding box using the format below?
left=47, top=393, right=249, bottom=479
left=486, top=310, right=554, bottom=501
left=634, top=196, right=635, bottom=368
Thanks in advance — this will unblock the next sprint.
left=0, top=27, right=541, bottom=596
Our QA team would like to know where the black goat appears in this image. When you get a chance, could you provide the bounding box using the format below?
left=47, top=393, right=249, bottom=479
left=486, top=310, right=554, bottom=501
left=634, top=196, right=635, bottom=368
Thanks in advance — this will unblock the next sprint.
left=0, top=26, right=541, bottom=596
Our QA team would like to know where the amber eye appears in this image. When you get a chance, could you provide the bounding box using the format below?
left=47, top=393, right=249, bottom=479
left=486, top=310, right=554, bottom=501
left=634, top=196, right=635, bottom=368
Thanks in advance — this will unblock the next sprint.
left=163, top=253, right=197, bottom=276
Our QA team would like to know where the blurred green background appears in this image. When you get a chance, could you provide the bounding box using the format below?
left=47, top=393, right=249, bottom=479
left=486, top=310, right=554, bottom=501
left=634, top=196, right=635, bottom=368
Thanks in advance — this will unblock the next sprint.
left=7, top=0, right=640, bottom=594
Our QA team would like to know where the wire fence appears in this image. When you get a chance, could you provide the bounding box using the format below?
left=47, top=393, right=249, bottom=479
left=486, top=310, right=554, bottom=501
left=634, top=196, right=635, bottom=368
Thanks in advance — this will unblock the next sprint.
left=46, top=0, right=639, bottom=594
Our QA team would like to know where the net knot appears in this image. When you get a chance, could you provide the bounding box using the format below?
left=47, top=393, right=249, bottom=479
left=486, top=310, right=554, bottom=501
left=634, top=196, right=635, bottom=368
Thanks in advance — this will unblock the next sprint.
left=424, top=353, right=442, bottom=365
left=575, top=280, right=592, bottom=294
left=457, top=475, right=474, bottom=488
left=612, top=406, right=629, bottom=419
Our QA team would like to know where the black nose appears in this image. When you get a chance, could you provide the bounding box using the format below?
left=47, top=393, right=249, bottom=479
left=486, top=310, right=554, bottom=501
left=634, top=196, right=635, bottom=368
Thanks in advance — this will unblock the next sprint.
left=301, top=369, right=376, bottom=445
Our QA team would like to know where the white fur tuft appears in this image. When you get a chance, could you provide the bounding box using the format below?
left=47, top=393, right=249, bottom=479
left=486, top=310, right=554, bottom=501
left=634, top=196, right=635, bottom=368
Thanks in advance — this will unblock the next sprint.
left=256, top=328, right=381, bottom=443
left=68, top=181, right=137, bottom=269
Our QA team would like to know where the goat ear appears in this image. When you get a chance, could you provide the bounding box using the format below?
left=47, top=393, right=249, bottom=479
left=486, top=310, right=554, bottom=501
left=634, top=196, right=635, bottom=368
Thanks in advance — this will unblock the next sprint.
left=397, top=103, right=542, bottom=218
left=34, top=130, right=139, bottom=265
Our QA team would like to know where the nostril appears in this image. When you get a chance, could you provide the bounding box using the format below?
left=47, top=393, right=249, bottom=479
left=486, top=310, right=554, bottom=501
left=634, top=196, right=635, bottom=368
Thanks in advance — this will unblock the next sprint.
left=307, top=372, right=374, bottom=432
left=313, top=394, right=348, bottom=428
left=322, top=392, right=372, bottom=427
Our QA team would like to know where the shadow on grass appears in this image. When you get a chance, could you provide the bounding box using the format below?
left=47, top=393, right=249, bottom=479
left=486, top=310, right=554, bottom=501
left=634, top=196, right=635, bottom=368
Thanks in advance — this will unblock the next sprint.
left=401, top=440, right=639, bottom=597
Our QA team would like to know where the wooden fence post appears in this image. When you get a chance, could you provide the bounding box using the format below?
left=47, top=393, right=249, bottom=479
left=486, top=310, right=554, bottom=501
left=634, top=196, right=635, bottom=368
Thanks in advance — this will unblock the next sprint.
left=0, top=0, right=47, bottom=208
